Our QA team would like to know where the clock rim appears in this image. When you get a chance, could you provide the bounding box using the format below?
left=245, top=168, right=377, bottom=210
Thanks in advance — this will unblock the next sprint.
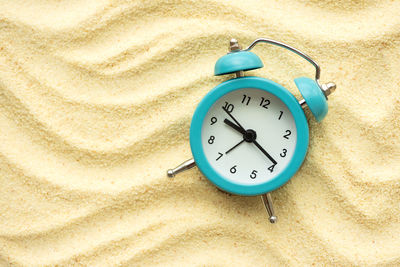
left=190, top=76, right=309, bottom=196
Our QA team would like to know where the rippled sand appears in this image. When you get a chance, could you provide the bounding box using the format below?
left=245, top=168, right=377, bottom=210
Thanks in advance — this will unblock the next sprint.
left=1, top=0, right=400, bottom=266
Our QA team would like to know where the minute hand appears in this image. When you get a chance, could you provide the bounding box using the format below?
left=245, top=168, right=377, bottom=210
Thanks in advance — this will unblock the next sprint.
left=253, top=140, right=277, bottom=165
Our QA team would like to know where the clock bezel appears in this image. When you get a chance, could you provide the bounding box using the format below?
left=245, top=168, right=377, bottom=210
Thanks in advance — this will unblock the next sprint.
left=190, top=76, right=309, bottom=196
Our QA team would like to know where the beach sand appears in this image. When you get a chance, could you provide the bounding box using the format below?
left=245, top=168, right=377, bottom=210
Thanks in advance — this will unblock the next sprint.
left=0, top=0, right=399, bottom=266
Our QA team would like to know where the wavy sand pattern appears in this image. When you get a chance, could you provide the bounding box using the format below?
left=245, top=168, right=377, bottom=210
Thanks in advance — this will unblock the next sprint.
left=1, top=0, right=400, bottom=266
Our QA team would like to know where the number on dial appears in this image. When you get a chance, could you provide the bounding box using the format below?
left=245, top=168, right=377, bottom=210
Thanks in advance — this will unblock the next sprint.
left=202, top=88, right=297, bottom=185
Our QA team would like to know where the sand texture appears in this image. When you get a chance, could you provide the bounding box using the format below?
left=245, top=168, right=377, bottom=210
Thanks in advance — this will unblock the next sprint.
left=1, top=0, right=400, bottom=266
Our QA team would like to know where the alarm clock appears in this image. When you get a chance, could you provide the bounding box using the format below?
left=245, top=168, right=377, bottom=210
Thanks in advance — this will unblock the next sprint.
left=167, top=38, right=336, bottom=223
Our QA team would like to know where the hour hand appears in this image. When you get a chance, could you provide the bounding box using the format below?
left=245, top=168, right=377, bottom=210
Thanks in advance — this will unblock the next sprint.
left=224, top=119, right=246, bottom=135
left=222, top=107, right=246, bottom=132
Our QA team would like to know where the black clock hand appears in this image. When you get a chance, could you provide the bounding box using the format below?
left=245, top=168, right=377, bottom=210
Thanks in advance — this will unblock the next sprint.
left=224, top=119, right=246, bottom=135
left=222, top=107, right=246, bottom=132
left=253, top=140, right=277, bottom=165
left=225, top=139, right=245, bottom=154
left=222, top=107, right=276, bottom=164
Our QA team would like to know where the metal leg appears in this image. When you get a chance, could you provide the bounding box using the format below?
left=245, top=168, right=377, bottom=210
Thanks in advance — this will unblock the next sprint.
left=298, top=99, right=307, bottom=109
left=261, top=193, right=277, bottom=223
left=167, top=158, right=196, bottom=178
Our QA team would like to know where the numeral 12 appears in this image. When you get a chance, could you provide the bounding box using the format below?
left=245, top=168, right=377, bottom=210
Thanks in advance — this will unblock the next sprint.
left=260, top=97, right=270, bottom=109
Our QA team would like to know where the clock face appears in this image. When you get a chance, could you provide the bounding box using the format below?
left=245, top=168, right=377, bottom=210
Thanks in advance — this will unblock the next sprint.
left=201, top=88, right=297, bottom=185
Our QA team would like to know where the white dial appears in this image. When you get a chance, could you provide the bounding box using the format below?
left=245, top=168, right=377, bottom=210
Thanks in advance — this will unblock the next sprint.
left=201, top=88, right=297, bottom=185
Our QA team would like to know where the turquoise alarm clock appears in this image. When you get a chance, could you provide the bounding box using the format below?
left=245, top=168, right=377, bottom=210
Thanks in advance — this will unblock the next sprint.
left=167, top=38, right=336, bottom=223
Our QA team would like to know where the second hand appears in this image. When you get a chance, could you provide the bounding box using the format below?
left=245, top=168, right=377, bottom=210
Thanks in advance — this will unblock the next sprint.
left=225, top=139, right=245, bottom=154
left=222, top=107, right=277, bottom=165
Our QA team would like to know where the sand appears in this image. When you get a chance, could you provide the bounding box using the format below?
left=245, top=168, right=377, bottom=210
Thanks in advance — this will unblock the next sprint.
left=0, top=0, right=400, bottom=266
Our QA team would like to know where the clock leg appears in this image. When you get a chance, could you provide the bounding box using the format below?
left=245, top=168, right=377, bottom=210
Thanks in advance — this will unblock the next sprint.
left=261, top=193, right=277, bottom=224
left=298, top=99, right=308, bottom=109
left=167, top=158, right=196, bottom=178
